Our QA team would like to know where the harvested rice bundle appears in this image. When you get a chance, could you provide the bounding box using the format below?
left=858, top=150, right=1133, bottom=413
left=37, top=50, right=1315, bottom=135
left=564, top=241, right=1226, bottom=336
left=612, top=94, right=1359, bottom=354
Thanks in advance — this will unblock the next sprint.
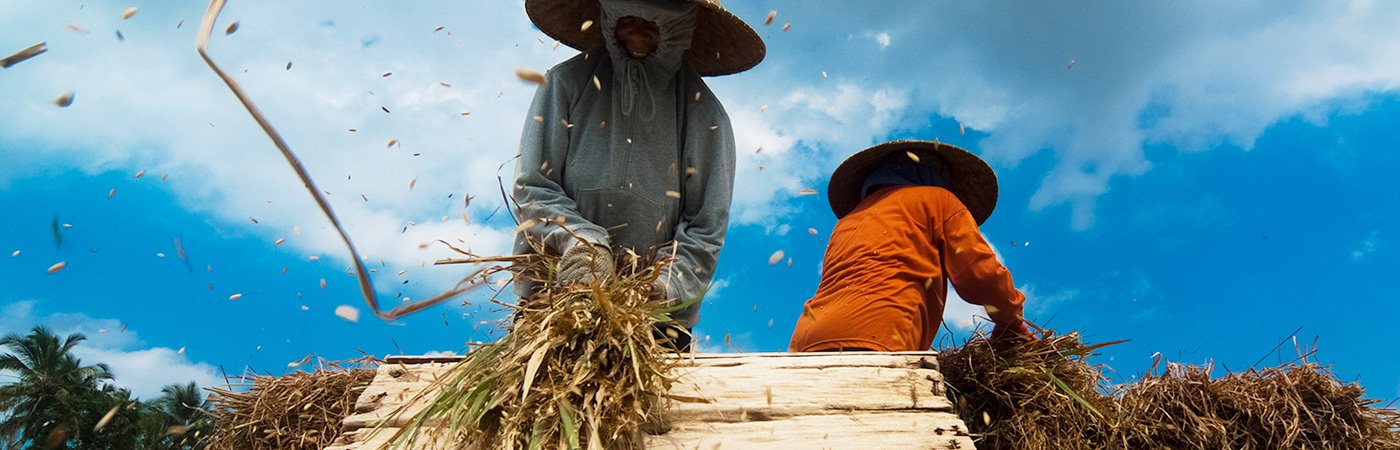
left=206, top=359, right=376, bottom=450
left=1115, top=362, right=1400, bottom=449
left=940, top=332, right=1400, bottom=450
left=386, top=243, right=687, bottom=450
left=938, top=332, right=1118, bottom=450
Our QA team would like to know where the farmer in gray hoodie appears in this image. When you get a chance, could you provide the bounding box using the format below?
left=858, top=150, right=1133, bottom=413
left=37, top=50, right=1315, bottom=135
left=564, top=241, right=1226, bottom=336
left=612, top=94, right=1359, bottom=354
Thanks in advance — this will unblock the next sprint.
left=512, top=0, right=764, bottom=349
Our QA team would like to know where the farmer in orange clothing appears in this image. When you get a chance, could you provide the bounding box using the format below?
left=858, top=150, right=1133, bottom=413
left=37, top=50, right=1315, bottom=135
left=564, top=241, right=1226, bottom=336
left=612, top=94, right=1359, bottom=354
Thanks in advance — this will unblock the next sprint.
left=790, top=140, right=1031, bottom=352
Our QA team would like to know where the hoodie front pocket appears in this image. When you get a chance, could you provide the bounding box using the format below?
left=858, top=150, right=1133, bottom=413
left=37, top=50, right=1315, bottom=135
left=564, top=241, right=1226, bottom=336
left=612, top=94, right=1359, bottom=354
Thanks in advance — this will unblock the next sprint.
left=577, top=188, right=677, bottom=254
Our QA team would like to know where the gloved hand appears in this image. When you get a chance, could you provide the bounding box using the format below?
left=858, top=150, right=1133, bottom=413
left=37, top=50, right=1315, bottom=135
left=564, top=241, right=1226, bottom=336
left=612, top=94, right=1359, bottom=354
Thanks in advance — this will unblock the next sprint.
left=649, top=262, right=675, bottom=302
left=990, top=320, right=1034, bottom=345
left=556, top=243, right=616, bottom=286
left=650, top=277, right=671, bottom=300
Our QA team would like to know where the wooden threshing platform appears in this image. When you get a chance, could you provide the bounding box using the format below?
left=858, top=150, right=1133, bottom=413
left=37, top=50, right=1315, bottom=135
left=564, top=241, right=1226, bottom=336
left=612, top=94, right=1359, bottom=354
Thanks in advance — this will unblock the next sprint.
left=326, top=352, right=976, bottom=449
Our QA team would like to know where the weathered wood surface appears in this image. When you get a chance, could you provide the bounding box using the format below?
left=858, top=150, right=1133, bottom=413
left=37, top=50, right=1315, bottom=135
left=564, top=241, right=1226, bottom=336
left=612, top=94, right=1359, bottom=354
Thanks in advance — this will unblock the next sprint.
left=326, top=352, right=977, bottom=449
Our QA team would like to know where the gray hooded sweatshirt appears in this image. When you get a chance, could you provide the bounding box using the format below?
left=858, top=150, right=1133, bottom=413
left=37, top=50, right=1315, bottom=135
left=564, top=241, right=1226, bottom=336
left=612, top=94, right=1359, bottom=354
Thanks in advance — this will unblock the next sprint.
left=511, top=0, right=736, bottom=329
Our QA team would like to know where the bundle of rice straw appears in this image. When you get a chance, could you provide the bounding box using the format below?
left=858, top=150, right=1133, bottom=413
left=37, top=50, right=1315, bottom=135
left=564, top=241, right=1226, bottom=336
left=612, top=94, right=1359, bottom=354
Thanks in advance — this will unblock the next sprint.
left=384, top=242, right=687, bottom=450
left=206, top=359, right=377, bottom=450
left=938, top=332, right=1119, bottom=449
left=1113, top=361, right=1400, bottom=449
left=939, top=331, right=1400, bottom=450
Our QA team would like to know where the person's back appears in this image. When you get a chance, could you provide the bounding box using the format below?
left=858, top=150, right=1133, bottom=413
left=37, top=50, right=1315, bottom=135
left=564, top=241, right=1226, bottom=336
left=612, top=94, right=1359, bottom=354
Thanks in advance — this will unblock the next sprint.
left=790, top=140, right=1031, bottom=352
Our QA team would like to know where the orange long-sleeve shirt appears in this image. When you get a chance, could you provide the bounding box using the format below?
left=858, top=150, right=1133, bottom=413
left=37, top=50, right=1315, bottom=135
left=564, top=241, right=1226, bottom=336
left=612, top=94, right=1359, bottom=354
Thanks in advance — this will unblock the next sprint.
left=789, top=185, right=1025, bottom=352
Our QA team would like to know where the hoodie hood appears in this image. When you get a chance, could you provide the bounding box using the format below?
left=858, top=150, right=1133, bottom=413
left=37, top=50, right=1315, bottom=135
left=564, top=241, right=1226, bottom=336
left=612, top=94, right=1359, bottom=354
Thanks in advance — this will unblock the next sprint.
left=600, top=0, right=698, bottom=118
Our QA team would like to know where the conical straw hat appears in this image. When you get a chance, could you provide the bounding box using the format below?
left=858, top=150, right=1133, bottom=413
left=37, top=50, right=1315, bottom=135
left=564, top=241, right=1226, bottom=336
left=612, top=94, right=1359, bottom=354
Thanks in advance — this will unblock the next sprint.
left=525, top=0, right=765, bottom=76
left=827, top=140, right=1000, bottom=224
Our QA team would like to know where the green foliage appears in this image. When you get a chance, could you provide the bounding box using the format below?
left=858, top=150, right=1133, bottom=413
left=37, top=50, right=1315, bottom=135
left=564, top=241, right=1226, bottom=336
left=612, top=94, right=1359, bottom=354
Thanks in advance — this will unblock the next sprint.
left=0, top=326, right=211, bottom=449
left=0, top=326, right=112, bottom=448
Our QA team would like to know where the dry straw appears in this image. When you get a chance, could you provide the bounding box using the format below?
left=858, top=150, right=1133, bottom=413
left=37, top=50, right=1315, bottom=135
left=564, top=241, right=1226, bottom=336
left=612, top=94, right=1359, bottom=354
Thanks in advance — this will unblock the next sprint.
left=206, top=358, right=377, bottom=450
left=0, top=42, right=47, bottom=68
left=382, top=236, right=691, bottom=450
left=939, top=331, right=1400, bottom=450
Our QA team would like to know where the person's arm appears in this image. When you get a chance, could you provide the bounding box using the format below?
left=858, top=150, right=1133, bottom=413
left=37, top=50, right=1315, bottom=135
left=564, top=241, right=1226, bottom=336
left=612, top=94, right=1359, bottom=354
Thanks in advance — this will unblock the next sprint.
left=512, top=68, right=610, bottom=256
left=941, top=208, right=1028, bottom=337
left=654, top=97, right=736, bottom=329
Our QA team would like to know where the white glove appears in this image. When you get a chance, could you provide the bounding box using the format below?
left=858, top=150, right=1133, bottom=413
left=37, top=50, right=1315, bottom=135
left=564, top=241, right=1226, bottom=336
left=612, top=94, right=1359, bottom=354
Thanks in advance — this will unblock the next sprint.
left=556, top=243, right=615, bottom=286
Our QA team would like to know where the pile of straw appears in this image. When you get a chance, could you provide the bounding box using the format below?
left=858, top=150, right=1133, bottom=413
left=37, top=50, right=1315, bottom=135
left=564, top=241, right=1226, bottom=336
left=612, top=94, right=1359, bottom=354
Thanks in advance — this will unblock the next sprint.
left=384, top=248, right=685, bottom=450
left=1115, top=362, right=1400, bottom=449
left=205, top=361, right=377, bottom=450
left=938, top=332, right=1117, bottom=449
left=939, top=332, right=1400, bottom=450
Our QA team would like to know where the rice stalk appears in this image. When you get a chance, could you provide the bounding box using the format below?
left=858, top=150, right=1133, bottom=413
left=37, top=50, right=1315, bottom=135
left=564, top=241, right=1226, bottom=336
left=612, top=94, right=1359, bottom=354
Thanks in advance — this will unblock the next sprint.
left=939, top=331, right=1400, bottom=450
left=1114, top=360, right=1400, bottom=449
left=206, top=358, right=377, bottom=450
left=383, top=235, right=689, bottom=450
left=939, top=331, right=1118, bottom=450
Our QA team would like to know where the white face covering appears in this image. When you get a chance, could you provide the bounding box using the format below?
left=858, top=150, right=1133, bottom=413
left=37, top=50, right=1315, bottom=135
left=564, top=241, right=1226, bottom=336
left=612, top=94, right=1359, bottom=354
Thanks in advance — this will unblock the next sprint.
left=599, top=0, right=698, bottom=118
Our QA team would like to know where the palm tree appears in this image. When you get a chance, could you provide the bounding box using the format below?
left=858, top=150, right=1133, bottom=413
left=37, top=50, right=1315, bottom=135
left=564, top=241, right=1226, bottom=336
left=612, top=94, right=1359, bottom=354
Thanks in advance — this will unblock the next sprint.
left=150, top=382, right=212, bottom=449
left=0, top=326, right=112, bottom=448
left=70, top=384, right=144, bottom=449
left=155, top=382, right=206, bottom=424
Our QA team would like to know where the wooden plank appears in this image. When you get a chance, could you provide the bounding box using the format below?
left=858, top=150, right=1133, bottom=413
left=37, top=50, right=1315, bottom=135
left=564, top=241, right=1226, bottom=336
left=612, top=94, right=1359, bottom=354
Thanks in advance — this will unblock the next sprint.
left=341, top=402, right=432, bottom=431
left=335, top=353, right=973, bottom=449
left=345, top=358, right=949, bottom=429
left=352, top=354, right=947, bottom=423
left=331, top=412, right=976, bottom=450
left=370, top=361, right=458, bottom=383
left=356, top=379, right=436, bottom=413
left=353, top=362, right=456, bottom=413
left=645, top=411, right=976, bottom=450
left=343, top=365, right=950, bottom=430
left=383, top=351, right=940, bottom=365
left=677, top=352, right=941, bottom=370
left=669, top=366, right=949, bottom=422
left=374, top=353, right=941, bottom=379
left=681, top=351, right=940, bottom=359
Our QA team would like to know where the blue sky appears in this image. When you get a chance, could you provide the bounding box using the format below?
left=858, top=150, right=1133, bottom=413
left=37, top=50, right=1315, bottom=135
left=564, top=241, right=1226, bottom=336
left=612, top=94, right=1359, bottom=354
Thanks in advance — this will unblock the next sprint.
left=2, top=1, right=1398, bottom=401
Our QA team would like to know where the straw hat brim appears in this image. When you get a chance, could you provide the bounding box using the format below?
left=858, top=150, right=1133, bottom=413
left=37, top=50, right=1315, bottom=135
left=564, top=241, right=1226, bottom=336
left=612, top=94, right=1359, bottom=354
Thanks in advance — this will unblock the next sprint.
left=827, top=140, right=999, bottom=224
left=525, top=0, right=765, bottom=76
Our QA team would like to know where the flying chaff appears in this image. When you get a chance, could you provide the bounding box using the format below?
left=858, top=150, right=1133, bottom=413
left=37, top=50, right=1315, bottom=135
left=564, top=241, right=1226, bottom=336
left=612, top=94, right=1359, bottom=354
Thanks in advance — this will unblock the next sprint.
left=0, top=42, right=47, bottom=68
left=195, top=0, right=490, bottom=322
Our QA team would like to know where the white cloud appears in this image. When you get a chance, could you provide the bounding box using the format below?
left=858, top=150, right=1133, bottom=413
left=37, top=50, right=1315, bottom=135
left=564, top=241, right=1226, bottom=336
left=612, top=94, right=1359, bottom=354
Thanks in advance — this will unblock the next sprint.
left=0, top=2, right=551, bottom=296
left=942, top=284, right=1073, bottom=333
left=1352, top=230, right=1381, bottom=261
left=871, top=32, right=891, bottom=49
left=702, top=278, right=731, bottom=302
left=0, top=301, right=220, bottom=400
left=6, top=0, right=1400, bottom=279
left=717, top=2, right=1400, bottom=229
left=941, top=237, right=1071, bottom=330
left=942, top=288, right=983, bottom=331
left=722, top=82, right=916, bottom=228
left=1019, top=284, right=1078, bottom=316
left=72, top=346, right=220, bottom=399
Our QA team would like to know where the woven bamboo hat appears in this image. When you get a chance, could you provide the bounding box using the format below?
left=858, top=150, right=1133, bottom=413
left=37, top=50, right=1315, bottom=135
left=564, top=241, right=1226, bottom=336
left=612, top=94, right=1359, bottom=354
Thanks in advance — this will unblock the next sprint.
left=827, top=140, right=999, bottom=224
left=525, top=0, right=765, bottom=76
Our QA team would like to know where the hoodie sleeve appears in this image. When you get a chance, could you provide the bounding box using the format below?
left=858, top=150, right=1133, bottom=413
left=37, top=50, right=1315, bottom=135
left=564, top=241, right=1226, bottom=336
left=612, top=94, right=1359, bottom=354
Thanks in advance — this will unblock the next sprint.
left=512, top=68, right=610, bottom=255
left=941, top=208, right=1026, bottom=326
left=656, top=92, right=736, bottom=329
